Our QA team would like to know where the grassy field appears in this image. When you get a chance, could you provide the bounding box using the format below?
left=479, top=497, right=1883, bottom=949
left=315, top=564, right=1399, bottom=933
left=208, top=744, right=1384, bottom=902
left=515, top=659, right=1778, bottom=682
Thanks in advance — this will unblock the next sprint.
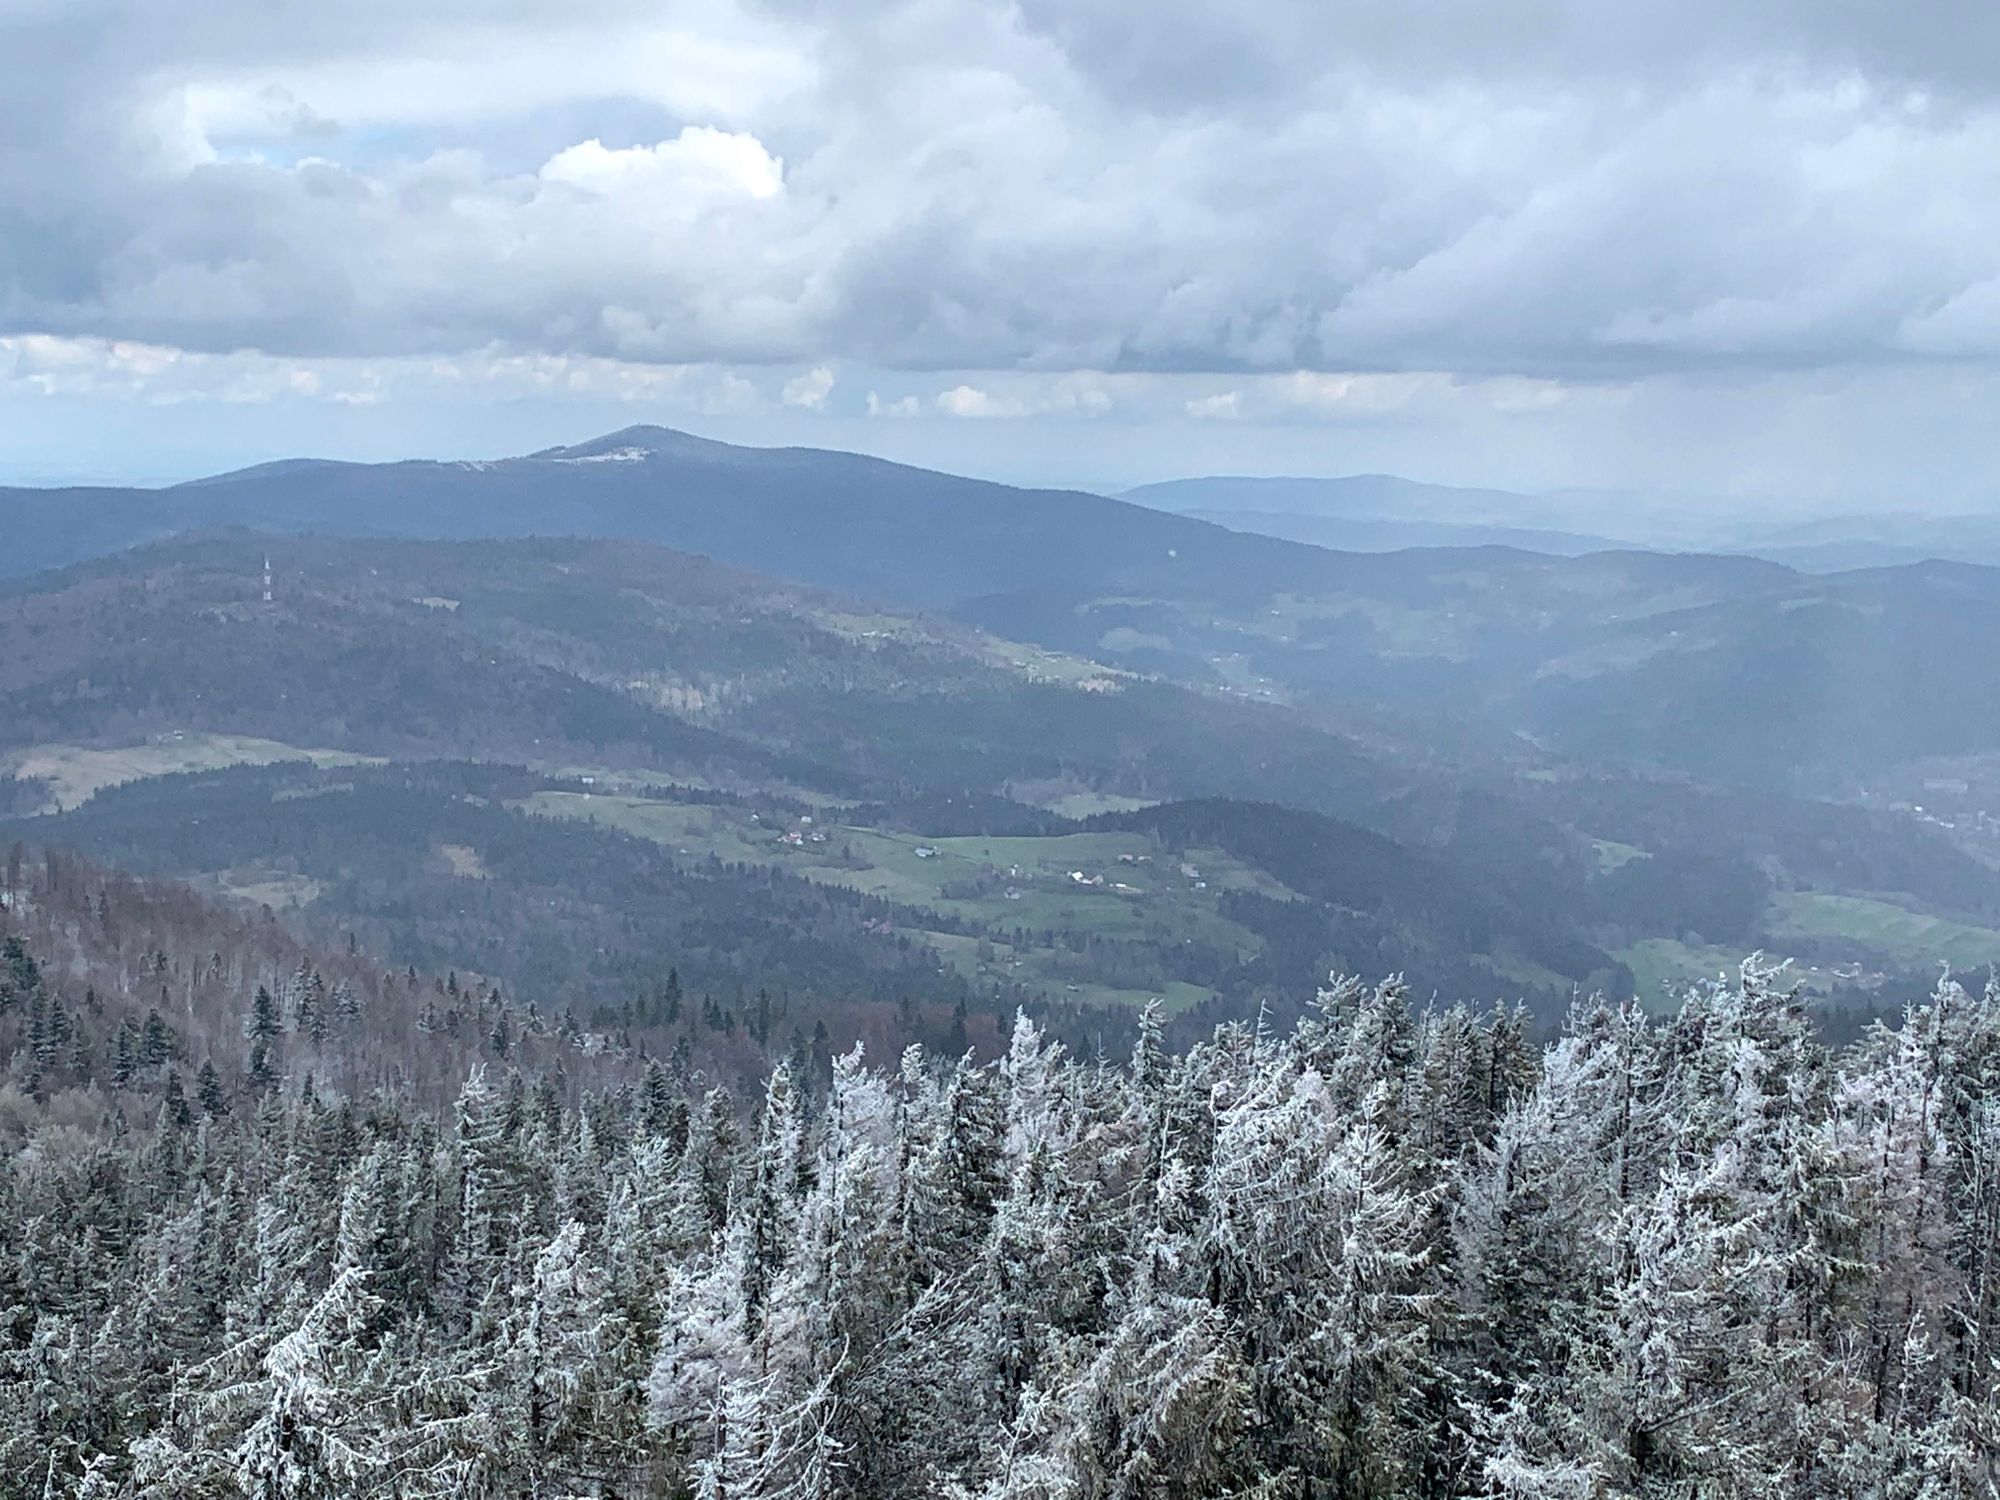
left=515, top=790, right=1288, bottom=1008
left=1766, top=891, right=2000, bottom=971
left=516, top=793, right=779, bottom=866
left=438, top=843, right=490, bottom=879
left=4, top=734, right=381, bottom=813
left=1615, top=889, right=2000, bottom=1014
left=536, top=762, right=853, bottom=809
left=1479, top=947, right=1586, bottom=998
left=1244, top=592, right=1466, bottom=657
left=1617, top=938, right=1767, bottom=1010
left=209, top=866, right=324, bottom=910
left=1005, top=777, right=1156, bottom=820
left=803, top=604, right=1121, bottom=690
left=518, top=792, right=1281, bottom=939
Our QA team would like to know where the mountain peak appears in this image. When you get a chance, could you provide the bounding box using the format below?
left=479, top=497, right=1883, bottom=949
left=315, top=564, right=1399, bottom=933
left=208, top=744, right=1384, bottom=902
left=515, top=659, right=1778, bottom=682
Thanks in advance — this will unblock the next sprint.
left=526, top=425, right=735, bottom=464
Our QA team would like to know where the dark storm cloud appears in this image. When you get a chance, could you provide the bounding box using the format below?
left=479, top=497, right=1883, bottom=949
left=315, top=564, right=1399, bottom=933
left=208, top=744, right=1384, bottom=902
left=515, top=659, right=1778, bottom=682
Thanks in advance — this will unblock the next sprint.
left=6, top=0, right=2000, bottom=379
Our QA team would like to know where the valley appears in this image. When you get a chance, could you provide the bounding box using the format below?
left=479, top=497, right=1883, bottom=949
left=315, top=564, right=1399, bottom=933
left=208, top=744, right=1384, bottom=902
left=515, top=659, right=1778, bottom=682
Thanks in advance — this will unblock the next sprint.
left=15, top=427, right=2000, bottom=801
left=6, top=435, right=2000, bottom=1044
left=519, top=790, right=1285, bottom=1012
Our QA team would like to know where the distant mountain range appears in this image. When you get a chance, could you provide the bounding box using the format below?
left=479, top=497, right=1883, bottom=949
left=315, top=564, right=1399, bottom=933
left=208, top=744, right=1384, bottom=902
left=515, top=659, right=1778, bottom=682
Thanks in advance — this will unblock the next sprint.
left=14, top=425, right=2000, bottom=800
left=1720, top=513, right=2000, bottom=573
left=1122, top=472, right=2000, bottom=574
left=0, top=531, right=1651, bottom=1018
left=1172, top=507, right=1629, bottom=557
left=1127, top=472, right=1594, bottom=526
left=9, top=421, right=1999, bottom=586
left=1121, top=473, right=1716, bottom=552
left=8, top=510, right=2000, bottom=1024
left=3, top=426, right=1339, bottom=610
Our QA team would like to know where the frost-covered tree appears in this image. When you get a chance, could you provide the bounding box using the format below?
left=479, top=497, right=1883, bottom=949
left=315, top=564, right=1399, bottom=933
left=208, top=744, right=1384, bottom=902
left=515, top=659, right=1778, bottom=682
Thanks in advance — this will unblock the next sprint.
left=9, top=947, right=2000, bottom=1497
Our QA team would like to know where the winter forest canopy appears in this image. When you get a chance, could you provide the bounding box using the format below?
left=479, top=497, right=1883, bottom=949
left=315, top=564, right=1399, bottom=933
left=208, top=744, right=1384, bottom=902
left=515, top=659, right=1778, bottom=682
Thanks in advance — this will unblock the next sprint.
left=19, top=0, right=2000, bottom=1485
left=3, top=854, right=1998, bottom=1497
left=24, top=0, right=2000, bottom=1488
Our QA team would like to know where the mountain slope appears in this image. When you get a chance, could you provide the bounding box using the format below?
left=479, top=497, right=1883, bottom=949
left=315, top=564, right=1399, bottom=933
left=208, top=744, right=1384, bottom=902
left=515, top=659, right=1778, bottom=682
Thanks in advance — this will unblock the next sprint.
left=0, top=531, right=1646, bottom=1016
left=4, top=425, right=1377, bottom=609
left=7, top=528, right=1997, bottom=1021
left=17, top=427, right=2000, bottom=798
left=0, top=528, right=1423, bottom=817
left=1517, top=560, right=2000, bottom=786
left=1177, top=507, right=1630, bottom=556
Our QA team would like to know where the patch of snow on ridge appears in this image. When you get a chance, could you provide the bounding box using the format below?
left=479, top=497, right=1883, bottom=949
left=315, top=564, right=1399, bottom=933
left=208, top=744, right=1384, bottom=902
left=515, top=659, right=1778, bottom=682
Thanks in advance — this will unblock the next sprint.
left=551, top=446, right=650, bottom=464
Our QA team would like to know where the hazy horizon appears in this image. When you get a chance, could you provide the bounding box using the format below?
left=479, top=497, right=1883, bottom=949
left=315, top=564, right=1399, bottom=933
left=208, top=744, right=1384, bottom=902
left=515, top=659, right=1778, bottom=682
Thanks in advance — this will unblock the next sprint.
left=7, top=413, right=1995, bottom=534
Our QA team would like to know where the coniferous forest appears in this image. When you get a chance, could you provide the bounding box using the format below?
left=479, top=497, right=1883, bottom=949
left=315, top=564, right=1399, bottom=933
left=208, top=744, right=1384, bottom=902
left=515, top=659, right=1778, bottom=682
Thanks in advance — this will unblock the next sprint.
left=4, top=854, right=1999, bottom=1497
left=20, top=0, right=2000, bottom=1491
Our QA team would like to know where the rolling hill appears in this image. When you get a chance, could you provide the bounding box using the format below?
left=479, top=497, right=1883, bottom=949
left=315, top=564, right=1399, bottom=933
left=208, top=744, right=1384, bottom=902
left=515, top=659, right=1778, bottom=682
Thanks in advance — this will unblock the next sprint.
left=13, top=422, right=2000, bottom=806
left=1171, top=507, right=1630, bottom=556
left=0, top=528, right=1419, bottom=815
left=1, top=426, right=1375, bottom=610
left=0, top=530, right=1636, bottom=1022
left=5, top=526, right=1997, bottom=1029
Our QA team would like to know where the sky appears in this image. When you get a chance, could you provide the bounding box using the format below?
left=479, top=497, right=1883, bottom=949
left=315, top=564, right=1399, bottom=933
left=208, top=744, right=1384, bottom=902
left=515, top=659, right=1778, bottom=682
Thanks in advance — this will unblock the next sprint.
left=7, top=0, right=2000, bottom=508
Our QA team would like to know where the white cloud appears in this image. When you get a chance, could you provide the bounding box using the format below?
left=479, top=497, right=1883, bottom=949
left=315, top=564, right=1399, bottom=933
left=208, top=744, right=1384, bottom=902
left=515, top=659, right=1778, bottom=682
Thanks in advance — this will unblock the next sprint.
left=540, top=127, right=784, bottom=202
left=0, top=335, right=767, bottom=413
left=14, top=0, right=2000, bottom=388
left=936, top=384, right=1022, bottom=417
left=17, top=0, right=2000, bottom=501
left=928, top=375, right=1117, bottom=418
left=1275, top=372, right=1439, bottom=413
left=783, top=364, right=835, bottom=408
left=175, top=11, right=811, bottom=136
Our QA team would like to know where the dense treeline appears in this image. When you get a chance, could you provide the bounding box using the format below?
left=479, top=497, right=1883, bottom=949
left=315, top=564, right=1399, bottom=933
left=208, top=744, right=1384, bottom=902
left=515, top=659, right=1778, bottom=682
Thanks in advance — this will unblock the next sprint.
left=5, top=861, right=1999, bottom=1494
left=1091, top=799, right=1629, bottom=1002
left=0, top=767, right=1001, bottom=1019
left=7, top=765, right=1606, bottom=1037
left=0, top=849, right=1011, bottom=1124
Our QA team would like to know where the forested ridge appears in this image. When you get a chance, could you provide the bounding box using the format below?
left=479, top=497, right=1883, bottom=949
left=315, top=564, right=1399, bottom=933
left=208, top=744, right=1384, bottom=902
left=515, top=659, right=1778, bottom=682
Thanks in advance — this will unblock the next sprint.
left=15, top=531, right=2000, bottom=1023
left=4, top=856, right=1999, bottom=1496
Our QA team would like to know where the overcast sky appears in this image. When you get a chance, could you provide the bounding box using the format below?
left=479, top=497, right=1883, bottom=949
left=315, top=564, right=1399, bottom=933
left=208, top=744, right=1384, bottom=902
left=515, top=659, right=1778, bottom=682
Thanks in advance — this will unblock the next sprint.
left=8, top=0, right=2000, bottom=506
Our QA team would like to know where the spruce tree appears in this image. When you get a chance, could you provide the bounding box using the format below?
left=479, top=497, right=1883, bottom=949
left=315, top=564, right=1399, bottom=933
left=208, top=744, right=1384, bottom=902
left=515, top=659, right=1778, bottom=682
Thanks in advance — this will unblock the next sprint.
left=196, top=1059, right=230, bottom=1119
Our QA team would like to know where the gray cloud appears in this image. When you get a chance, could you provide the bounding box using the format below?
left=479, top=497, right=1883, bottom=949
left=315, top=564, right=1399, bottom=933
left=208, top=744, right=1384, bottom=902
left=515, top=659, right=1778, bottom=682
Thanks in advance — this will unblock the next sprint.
left=6, top=0, right=2000, bottom=387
